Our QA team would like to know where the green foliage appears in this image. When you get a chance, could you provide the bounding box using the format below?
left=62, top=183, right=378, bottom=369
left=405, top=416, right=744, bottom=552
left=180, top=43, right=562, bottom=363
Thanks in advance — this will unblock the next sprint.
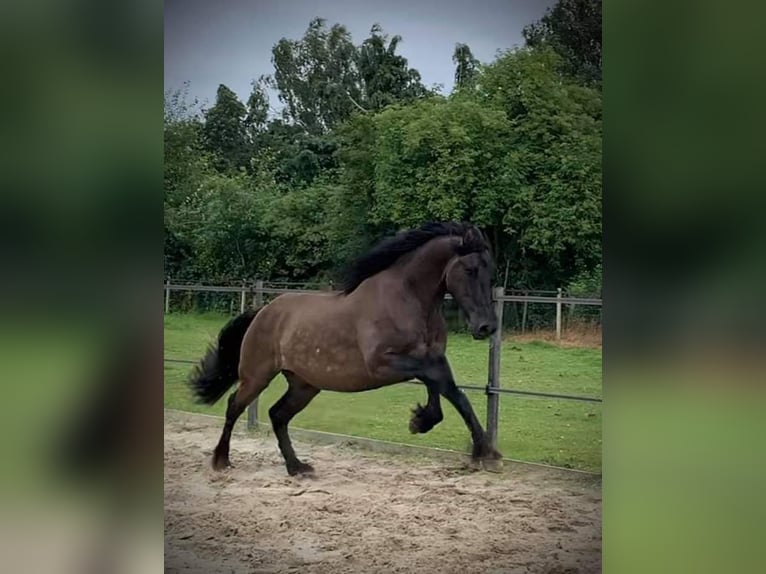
left=271, top=18, right=430, bottom=134
left=271, top=18, right=362, bottom=134
left=369, top=97, right=512, bottom=228
left=164, top=84, right=209, bottom=206
left=163, top=119, right=208, bottom=206
left=245, top=76, right=270, bottom=139
left=202, top=84, right=250, bottom=172
left=568, top=264, right=602, bottom=297
left=261, top=180, right=338, bottom=280
left=452, top=43, right=479, bottom=90
left=358, top=24, right=431, bottom=110
left=523, top=0, right=602, bottom=86
left=253, top=119, right=337, bottom=186
left=164, top=16, right=602, bottom=292
left=164, top=85, right=214, bottom=279
left=329, top=113, right=384, bottom=269
left=478, top=47, right=602, bottom=286
left=170, top=171, right=272, bottom=281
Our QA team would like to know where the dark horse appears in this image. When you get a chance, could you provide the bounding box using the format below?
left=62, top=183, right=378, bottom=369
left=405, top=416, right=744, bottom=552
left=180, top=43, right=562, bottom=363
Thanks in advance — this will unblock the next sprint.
left=189, top=222, right=502, bottom=475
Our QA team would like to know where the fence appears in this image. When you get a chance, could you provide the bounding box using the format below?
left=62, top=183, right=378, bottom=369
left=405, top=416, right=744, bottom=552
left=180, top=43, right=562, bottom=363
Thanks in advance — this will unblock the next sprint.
left=164, top=281, right=602, bottom=457
left=165, top=280, right=601, bottom=340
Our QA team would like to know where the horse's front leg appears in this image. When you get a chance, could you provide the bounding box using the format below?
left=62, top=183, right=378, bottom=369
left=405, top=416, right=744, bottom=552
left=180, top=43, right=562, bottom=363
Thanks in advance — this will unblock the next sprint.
left=420, top=356, right=502, bottom=468
left=409, top=382, right=443, bottom=434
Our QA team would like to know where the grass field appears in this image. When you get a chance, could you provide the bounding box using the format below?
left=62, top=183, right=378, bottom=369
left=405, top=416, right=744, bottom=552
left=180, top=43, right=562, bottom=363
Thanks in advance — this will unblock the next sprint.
left=164, top=313, right=602, bottom=471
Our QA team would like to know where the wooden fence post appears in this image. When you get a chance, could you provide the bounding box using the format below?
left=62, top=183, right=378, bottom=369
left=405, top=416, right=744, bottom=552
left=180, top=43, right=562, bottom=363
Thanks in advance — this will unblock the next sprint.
left=240, top=282, right=247, bottom=313
left=254, top=280, right=264, bottom=307
left=556, top=287, right=562, bottom=341
left=165, top=277, right=170, bottom=314
left=521, top=293, right=528, bottom=334
left=486, top=287, right=504, bottom=449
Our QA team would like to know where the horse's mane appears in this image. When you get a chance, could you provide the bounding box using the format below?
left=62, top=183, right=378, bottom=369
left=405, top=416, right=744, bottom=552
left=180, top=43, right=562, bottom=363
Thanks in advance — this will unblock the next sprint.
left=341, top=222, right=480, bottom=295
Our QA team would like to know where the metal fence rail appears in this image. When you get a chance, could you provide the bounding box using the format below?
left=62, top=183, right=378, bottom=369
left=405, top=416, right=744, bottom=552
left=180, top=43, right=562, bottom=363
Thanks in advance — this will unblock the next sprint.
left=164, top=357, right=602, bottom=404
left=163, top=281, right=602, bottom=453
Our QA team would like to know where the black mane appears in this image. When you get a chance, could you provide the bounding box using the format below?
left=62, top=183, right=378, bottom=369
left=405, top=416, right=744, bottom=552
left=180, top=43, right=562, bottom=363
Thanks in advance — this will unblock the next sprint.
left=341, top=222, right=478, bottom=294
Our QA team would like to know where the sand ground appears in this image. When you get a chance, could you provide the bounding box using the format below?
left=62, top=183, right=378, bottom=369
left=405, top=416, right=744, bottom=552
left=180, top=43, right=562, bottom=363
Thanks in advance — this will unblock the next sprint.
left=164, top=411, right=601, bottom=573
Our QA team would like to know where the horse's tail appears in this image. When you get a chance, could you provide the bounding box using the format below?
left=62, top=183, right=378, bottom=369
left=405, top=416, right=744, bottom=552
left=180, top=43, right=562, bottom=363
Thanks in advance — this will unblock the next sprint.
left=188, top=308, right=260, bottom=405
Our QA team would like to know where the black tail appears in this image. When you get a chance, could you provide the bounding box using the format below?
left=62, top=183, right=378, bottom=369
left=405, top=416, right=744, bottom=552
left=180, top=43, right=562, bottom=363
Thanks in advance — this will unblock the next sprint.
left=188, top=308, right=260, bottom=405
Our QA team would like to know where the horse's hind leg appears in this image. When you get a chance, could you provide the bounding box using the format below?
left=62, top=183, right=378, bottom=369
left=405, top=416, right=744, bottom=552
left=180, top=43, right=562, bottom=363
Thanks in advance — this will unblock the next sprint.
left=269, top=372, right=320, bottom=476
left=212, top=366, right=276, bottom=470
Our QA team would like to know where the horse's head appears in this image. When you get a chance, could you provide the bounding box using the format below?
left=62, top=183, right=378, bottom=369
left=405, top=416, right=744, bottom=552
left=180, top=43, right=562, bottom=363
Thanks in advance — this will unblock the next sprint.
left=446, top=226, right=498, bottom=340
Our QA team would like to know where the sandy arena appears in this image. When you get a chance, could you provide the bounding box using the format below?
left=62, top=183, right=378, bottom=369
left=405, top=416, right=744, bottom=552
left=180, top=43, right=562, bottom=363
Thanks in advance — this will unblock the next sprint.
left=164, top=411, right=601, bottom=573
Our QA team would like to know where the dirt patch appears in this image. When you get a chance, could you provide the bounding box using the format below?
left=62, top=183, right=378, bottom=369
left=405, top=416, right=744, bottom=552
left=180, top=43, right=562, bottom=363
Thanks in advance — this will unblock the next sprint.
left=506, top=327, right=602, bottom=349
left=165, top=411, right=601, bottom=573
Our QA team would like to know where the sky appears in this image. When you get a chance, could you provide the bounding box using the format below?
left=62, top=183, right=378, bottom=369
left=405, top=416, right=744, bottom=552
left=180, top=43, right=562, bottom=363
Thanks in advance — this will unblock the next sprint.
left=164, top=0, right=554, bottom=110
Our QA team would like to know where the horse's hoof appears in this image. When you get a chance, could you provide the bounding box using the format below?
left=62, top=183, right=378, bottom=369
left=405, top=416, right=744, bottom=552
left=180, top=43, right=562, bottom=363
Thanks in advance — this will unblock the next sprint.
left=486, top=447, right=503, bottom=460
left=287, top=461, right=315, bottom=476
left=468, top=458, right=483, bottom=471
left=409, top=404, right=440, bottom=434
left=482, top=456, right=503, bottom=473
left=468, top=443, right=502, bottom=472
left=212, top=456, right=231, bottom=471
left=409, top=403, right=426, bottom=434
left=409, top=415, right=426, bottom=434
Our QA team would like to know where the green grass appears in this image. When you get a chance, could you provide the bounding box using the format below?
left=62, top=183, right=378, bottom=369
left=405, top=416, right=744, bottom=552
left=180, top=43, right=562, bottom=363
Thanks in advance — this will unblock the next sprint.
left=164, top=312, right=602, bottom=471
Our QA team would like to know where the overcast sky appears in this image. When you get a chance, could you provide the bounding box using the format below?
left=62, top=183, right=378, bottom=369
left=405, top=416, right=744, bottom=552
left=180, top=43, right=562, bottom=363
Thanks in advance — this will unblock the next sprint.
left=165, top=0, right=553, bottom=110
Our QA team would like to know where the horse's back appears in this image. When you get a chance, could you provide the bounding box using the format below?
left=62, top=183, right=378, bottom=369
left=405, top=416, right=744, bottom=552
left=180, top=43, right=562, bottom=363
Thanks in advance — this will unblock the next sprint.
left=247, top=291, right=346, bottom=344
left=243, top=291, right=372, bottom=389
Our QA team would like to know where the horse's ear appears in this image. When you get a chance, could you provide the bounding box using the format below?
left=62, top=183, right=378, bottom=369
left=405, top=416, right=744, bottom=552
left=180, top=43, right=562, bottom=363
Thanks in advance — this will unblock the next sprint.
left=465, top=226, right=482, bottom=246
left=456, top=226, right=484, bottom=255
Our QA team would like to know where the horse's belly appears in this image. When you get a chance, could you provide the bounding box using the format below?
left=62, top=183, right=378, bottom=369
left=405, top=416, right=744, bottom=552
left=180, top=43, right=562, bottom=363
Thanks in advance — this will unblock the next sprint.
left=282, top=342, right=375, bottom=391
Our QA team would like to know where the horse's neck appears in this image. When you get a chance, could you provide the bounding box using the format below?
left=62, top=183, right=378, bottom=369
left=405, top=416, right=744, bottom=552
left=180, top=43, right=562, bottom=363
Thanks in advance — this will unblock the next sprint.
left=398, top=237, right=457, bottom=311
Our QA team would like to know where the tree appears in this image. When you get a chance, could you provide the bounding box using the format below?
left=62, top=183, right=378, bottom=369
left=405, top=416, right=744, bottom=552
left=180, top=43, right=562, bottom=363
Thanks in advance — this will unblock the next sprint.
left=252, top=118, right=337, bottom=186
left=271, top=18, right=361, bottom=134
left=164, top=15, right=602, bottom=292
left=478, top=47, right=602, bottom=286
left=369, top=97, right=511, bottom=230
left=452, top=43, right=479, bottom=90
left=523, top=0, right=602, bottom=86
left=164, top=84, right=208, bottom=207
left=330, top=113, right=382, bottom=269
left=245, top=76, right=270, bottom=141
left=270, top=19, right=431, bottom=133
left=358, top=24, right=430, bottom=110
left=164, top=84, right=212, bottom=278
left=202, top=84, right=250, bottom=172
left=170, top=171, right=275, bottom=282
left=262, top=180, right=338, bottom=279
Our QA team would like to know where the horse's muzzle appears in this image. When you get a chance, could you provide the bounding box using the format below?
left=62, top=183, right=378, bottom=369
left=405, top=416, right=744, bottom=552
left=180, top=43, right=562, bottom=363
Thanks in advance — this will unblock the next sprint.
left=472, top=321, right=497, bottom=340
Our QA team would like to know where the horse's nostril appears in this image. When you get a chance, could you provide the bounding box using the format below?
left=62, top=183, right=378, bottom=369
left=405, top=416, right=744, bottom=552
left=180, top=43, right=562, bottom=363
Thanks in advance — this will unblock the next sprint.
left=478, top=324, right=490, bottom=335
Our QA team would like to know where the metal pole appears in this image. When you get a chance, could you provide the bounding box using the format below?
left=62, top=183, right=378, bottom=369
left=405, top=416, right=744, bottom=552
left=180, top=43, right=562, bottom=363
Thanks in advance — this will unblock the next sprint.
left=247, top=400, right=258, bottom=429
left=164, top=278, right=170, bottom=314
left=556, top=287, right=562, bottom=341
left=486, top=286, right=504, bottom=448
left=247, top=279, right=264, bottom=429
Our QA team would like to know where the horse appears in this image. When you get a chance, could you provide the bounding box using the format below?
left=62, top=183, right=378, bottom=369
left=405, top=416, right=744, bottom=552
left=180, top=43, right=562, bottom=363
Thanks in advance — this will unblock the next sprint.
left=189, top=222, right=502, bottom=476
